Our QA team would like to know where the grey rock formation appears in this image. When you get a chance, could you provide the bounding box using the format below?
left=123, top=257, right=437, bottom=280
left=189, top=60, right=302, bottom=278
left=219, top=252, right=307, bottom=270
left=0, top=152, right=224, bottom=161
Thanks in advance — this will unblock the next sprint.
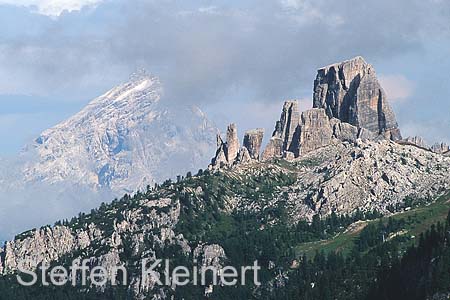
left=263, top=102, right=366, bottom=160
left=331, top=120, right=359, bottom=143
left=431, top=142, right=449, bottom=154
left=263, top=100, right=302, bottom=160
left=1, top=197, right=183, bottom=273
left=193, top=244, right=226, bottom=269
left=238, top=140, right=450, bottom=222
left=403, top=136, right=429, bottom=149
left=237, top=147, right=252, bottom=164
left=193, top=244, right=227, bottom=296
left=211, top=123, right=244, bottom=168
left=272, top=100, right=301, bottom=152
left=332, top=119, right=376, bottom=143
left=291, top=108, right=333, bottom=156
left=288, top=140, right=450, bottom=220
left=243, top=129, right=264, bottom=159
left=226, top=124, right=240, bottom=163
left=211, top=126, right=265, bottom=167
left=211, top=140, right=228, bottom=168
left=313, top=56, right=402, bottom=140
left=261, top=137, right=284, bottom=161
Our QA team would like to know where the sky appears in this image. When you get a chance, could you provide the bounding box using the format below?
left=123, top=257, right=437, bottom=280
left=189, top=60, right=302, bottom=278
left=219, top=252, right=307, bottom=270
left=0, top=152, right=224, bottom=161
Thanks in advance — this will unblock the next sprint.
left=0, top=0, right=449, bottom=156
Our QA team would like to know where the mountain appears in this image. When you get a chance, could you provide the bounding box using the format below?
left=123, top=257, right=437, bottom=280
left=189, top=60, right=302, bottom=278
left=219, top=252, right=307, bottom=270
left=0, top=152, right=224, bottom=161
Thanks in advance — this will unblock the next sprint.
left=312, top=56, right=402, bottom=140
left=1, top=57, right=450, bottom=300
left=21, top=70, right=217, bottom=194
left=0, top=70, right=217, bottom=240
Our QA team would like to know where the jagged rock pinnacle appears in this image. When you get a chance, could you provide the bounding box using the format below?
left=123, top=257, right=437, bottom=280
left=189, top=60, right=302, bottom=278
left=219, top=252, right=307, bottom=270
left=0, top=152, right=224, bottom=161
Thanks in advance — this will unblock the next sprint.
left=313, top=56, right=402, bottom=141
left=214, top=57, right=408, bottom=166
left=226, top=124, right=240, bottom=163
left=243, top=129, right=264, bottom=160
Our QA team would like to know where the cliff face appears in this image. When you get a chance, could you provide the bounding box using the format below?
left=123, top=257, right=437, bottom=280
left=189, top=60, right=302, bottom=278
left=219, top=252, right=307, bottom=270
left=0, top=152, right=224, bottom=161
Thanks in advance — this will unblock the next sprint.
left=272, top=101, right=301, bottom=152
left=313, top=56, right=402, bottom=140
left=243, top=129, right=264, bottom=160
left=21, top=72, right=217, bottom=194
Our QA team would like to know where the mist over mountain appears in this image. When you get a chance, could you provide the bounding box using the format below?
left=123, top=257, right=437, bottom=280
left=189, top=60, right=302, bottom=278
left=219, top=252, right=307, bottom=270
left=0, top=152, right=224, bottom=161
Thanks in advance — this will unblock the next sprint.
left=0, top=71, right=217, bottom=239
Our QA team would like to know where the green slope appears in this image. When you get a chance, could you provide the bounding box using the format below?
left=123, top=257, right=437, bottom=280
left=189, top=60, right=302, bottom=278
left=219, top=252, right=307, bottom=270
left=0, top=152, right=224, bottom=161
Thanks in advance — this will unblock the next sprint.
left=297, top=191, right=450, bottom=258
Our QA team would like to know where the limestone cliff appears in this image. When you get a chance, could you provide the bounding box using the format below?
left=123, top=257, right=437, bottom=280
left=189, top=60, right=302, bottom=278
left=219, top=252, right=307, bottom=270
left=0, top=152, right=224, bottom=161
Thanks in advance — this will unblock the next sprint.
left=243, top=129, right=264, bottom=160
left=312, top=56, right=402, bottom=140
left=272, top=101, right=301, bottom=152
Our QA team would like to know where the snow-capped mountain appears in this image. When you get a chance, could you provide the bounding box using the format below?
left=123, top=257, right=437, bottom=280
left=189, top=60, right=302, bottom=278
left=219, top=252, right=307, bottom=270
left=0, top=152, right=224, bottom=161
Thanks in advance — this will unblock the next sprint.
left=22, top=70, right=218, bottom=194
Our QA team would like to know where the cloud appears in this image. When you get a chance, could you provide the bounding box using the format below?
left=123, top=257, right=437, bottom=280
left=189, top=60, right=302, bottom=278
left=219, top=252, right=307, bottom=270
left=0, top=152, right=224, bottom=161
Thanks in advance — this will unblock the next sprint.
left=0, top=176, right=113, bottom=239
left=0, top=0, right=449, bottom=143
left=0, top=0, right=103, bottom=16
left=379, top=74, right=415, bottom=102
left=0, top=0, right=443, bottom=99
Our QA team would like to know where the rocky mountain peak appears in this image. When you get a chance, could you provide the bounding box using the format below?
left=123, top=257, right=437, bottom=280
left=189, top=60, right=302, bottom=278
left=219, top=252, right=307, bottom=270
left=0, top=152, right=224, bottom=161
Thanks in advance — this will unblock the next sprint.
left=213, top=57, right=406, bottom=166
left=129, top=68, right=152, bottom=82
left=22, top=73, right=217, bottom=193
left=313, top=56, right=402, bottom=141
left=226, top=123, right=240, bottom=162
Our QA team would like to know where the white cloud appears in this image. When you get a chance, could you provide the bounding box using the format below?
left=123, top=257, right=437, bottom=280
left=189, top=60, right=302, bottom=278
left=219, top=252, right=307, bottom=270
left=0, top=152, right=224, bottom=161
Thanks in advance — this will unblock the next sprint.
left=280, top=0, right=300, bottom=9
left=279, top=0, right=344, bottom=26
left=379, top=74, right=415, bottom=102
left=0, top=0, right=103, bottom=16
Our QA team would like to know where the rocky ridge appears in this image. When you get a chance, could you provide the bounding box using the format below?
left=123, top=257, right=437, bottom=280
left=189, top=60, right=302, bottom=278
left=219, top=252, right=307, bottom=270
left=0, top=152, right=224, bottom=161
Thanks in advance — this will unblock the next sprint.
left=431, top=142, right=450, bottom=154
left=400, top=136, right=450, bottom=155
left=211, top=57, right=406, bottom=168
left=402, top=136, right=429, bottom=149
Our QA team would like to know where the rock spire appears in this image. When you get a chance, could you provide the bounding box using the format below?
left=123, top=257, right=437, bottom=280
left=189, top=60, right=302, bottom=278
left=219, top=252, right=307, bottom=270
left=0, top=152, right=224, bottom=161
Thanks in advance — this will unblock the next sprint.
left=312, top=56, right=402, bottom=140
left=211, top=125, right=264, bottom=168
left=213, top=56, right=407, bottom=166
